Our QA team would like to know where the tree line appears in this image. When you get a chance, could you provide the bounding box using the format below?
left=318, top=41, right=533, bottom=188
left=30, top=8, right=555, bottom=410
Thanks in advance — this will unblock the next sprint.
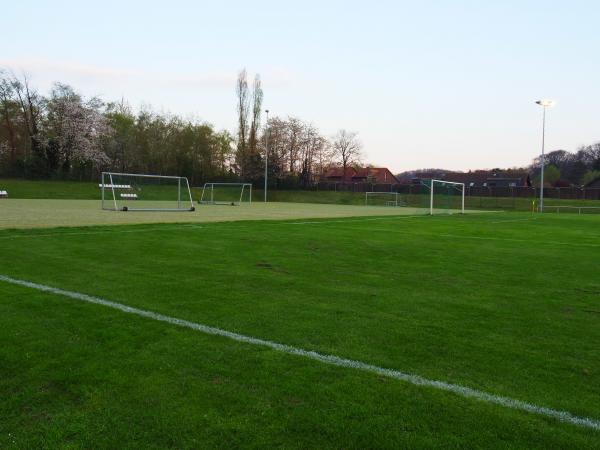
left=530, top=147, right=600, bottom=187
left=398, top=146, right=600, bottom=188
left=0, top=69, right=362, bottom=187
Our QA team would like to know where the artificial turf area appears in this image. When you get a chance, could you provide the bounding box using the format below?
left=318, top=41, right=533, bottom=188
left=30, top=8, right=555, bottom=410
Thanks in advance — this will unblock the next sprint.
left=0, top=199, right=438, bottom=229
left=1, top=211, right=600, bottom=448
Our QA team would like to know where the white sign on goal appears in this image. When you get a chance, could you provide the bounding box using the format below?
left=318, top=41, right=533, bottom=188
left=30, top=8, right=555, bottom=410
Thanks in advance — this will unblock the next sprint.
left=100, top=172, right=195, bottom=212
left=199, top=183, right=252, bottom=205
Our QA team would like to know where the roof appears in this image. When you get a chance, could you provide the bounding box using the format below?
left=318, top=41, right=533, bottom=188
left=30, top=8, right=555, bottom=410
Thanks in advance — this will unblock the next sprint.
left=323, top=167, right=399, bottom=184
left=323, top=167, right=352, bottom=178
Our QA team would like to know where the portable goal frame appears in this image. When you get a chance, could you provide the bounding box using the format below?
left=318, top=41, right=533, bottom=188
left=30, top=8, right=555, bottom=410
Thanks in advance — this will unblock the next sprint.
left=199, top=182, right=252, bottom=205
left=101, top=172, right=195, bottom=212
left=365, top=191, right=405, bottom=207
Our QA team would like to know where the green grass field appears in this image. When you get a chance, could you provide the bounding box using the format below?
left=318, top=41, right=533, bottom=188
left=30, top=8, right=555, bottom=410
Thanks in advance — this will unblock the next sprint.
left=2, top=181, right=600, bottom=448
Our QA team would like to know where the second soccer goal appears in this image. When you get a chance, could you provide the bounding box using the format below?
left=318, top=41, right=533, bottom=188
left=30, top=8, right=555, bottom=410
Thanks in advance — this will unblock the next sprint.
left=424, top=179, right=465, bottom=214
left=199, top=183, right=252, bottom=205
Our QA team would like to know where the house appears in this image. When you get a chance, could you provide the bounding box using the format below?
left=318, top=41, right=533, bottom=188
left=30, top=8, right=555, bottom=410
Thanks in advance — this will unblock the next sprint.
left=322, top=167, right=399, bottom=184
left=445, top=171, right=527, bottom=188
left=483, top=177, right=523, bottom=188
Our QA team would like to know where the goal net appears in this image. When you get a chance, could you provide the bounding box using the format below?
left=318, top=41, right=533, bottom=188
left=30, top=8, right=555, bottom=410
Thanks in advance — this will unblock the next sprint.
left=365, top=192, right=406, bottom=207
left=199, top=183, right=252, bottom=205
left=422, top=179, right=465, bottom=214
left=101, top=172, right=195, bottom=211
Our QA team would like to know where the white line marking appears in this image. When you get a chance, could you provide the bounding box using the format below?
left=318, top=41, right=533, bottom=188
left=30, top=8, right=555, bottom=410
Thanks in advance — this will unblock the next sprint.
left=1, top=274, right=599, bottom=431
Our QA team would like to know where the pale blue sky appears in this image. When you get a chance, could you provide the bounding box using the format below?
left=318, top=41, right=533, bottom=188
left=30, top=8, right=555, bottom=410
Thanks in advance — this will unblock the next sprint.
left=2, top=1, right=599, bottom=172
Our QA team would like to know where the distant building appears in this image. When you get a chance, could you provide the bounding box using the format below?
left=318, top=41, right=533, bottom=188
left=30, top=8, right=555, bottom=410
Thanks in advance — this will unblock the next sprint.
left=483, top=177, right=523, bottom=188
left=322, top=167, right=399, bottom=184
left=408, top=171, right=528, bottom=188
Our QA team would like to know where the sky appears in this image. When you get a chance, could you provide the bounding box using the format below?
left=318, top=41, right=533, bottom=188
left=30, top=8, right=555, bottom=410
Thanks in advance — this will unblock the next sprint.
left=2, top=0, right=599, bottom=173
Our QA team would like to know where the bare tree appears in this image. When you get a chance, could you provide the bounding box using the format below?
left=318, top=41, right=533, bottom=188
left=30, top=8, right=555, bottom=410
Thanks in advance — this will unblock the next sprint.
left=236, top=69, right=249, bottom=155
left=235, top=69, right=265, bottom=178
left=286, top=117, right=303, bottom=173
left=11, top=73, right=43, bottom=161
left=0, top=72, right=18, bottom=163
left=247, top=75, right=263, bottom=154
left=332, top=129, right=362, bottom=182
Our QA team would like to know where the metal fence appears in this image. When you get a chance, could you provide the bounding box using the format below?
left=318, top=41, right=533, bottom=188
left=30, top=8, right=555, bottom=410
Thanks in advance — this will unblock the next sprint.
left=309, top=182, right=600, bottom=201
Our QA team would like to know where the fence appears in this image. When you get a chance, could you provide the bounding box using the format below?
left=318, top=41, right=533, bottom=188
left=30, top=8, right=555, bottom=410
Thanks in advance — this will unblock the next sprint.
left=310, top=182, right=600, bottom=201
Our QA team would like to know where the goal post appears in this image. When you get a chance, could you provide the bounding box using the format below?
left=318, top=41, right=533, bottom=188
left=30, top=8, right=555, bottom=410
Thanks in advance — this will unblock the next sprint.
left=199, top=183, right=252, bottom=205
left=365, top=191, right=406, bottom=207
left=424, top=179, right=465, bottom=215
left=100, top=172, right=195, bottom=212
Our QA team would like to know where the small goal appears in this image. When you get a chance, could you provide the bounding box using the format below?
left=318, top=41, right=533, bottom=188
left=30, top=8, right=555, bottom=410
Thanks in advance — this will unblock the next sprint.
left=101, top=172, right=195, bottom=212
left=199, top=183, right=252, bottom=205
left=365, top=192, right=406, bottom=207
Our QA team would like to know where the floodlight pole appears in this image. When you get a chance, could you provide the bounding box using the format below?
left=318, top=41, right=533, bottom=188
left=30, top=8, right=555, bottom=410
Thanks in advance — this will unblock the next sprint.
left=264, top=109, right=269, bottom=202
left=535, top=100, right=554, bottom=213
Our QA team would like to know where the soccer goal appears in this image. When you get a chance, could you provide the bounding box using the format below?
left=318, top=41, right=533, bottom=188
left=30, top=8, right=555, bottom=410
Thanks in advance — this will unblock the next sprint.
left=365, top=191, right=406, bottom=207
left=422, top=179, right=465, bottom=214
left=199, top=183, right=252, bottom=205
left=101, top=172, right=195, bottom=212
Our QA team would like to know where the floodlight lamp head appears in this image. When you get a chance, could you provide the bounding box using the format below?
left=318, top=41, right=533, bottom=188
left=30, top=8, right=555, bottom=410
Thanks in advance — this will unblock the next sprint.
left=536, top=99, right=555, bottom=107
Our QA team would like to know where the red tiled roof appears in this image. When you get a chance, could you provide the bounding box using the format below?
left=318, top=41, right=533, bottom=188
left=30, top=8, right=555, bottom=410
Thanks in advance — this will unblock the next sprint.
left=323, top=167, right=399, bottom=184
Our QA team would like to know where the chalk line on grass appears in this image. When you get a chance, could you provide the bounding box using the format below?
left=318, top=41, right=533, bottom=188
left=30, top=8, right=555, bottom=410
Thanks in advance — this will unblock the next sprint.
left=1, top=274, right=599, bottom=431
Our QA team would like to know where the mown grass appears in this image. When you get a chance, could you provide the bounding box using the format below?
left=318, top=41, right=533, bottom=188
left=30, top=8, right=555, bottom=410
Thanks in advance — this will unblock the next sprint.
left=1, top=213, right=600, bottom=447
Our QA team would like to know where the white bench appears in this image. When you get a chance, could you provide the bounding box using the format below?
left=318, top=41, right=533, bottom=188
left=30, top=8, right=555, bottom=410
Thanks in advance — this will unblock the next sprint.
left=120, top=193, right=138, bottom=200
left=99, top=184, right=132, bottom=189
left=0, top=190, right=7, bottom=198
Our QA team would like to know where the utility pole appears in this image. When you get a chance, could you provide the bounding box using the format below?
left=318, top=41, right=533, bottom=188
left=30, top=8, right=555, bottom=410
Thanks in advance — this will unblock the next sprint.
left=535, top=100, right=555, bottom=212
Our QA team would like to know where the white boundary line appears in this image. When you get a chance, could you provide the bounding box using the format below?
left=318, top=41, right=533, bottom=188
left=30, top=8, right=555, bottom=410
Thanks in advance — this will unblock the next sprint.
left=1, top=274, right=599, bottom=431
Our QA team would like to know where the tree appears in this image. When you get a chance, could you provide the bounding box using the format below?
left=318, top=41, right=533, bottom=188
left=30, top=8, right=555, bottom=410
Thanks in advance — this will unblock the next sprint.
left=332, top=129, right=362, bottom=183
left=11, top=73, right=44, bottom=174
left=247, top=75, right=262, bottom=155
left=0, top=72, right=19, bottom=167
left=582, top=170, right=600, bottom=186
left=235, top=69, right=250, bottom=177
left=45, top=83, right=112, bottom=178
left=105, top=99, right=135, bottom=172
left=533, top=164, right=560, bottom=187
left=234, top=70, right=264, bottom=180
